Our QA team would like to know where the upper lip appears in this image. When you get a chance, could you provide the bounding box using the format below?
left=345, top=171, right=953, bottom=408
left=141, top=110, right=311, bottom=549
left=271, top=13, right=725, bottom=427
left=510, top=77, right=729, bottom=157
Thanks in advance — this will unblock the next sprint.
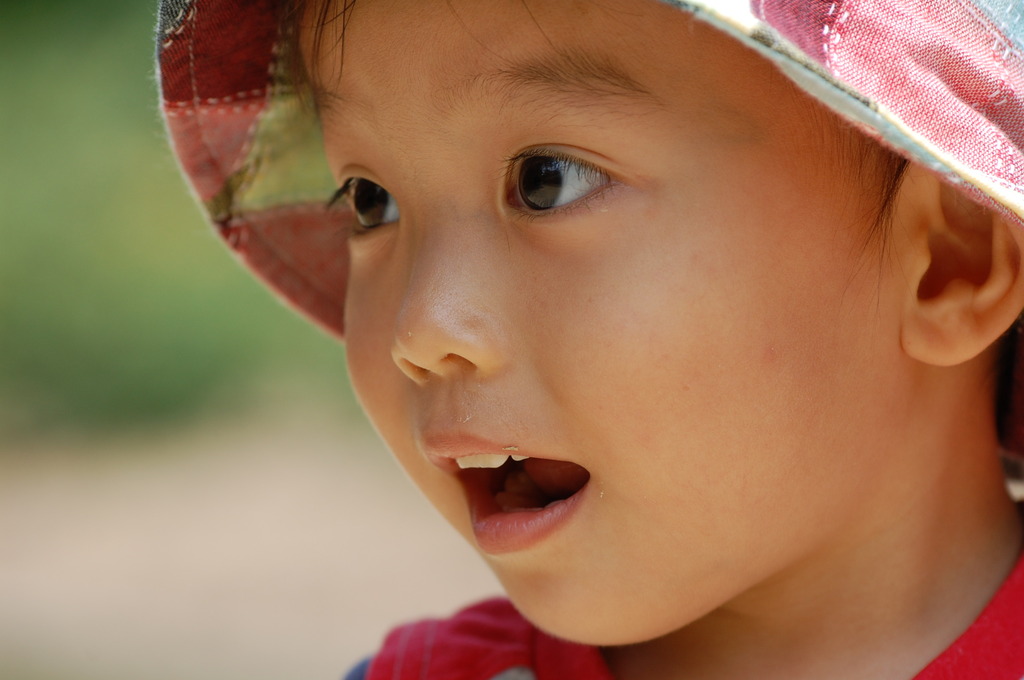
left=420, top=431, right=535, bottom=472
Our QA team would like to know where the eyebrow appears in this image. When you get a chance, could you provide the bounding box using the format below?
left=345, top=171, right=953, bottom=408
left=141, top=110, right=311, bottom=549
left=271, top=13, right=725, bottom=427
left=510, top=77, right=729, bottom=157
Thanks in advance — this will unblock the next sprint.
left=472, top=48, right=661, bottom=112
left=310, top=47, right=661, bottom=119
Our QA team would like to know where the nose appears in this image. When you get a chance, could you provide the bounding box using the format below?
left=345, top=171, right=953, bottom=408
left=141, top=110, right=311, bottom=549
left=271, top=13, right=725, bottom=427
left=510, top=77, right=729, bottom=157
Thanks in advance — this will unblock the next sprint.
left=390, top=236, right=507, bottom=384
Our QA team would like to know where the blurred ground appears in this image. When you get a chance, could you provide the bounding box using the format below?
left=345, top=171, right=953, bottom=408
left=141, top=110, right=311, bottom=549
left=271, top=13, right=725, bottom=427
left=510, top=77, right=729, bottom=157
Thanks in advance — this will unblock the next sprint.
left=0, top=406, right=501, bottom=680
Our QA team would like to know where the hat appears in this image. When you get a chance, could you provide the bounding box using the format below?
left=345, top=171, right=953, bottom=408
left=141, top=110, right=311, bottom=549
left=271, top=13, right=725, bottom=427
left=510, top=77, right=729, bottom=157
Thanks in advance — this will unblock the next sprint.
left=157, top=0, right=1024, bottom=451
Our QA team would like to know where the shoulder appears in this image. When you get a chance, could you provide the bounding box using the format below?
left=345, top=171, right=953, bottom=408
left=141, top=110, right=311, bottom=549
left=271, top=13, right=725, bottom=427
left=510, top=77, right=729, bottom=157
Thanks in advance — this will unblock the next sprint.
left=344, top=598, right=610, bottom=680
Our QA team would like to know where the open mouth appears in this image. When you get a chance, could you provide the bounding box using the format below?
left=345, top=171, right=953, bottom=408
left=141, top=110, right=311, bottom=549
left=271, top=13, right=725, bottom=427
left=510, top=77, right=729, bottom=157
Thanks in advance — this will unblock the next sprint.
left=457, top=454, right=591, bottom=512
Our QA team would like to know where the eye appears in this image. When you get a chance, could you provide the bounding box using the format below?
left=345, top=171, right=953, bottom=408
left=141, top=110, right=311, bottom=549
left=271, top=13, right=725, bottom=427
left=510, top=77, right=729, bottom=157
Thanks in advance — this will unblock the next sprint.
left=513, top=152, right=610, bottom=211
left=329, top=177, right=400, bottom=230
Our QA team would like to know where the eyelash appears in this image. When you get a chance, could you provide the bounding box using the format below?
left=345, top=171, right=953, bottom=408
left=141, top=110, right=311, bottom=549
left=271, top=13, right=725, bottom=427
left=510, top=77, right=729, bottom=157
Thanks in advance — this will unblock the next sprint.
left=503, top=148, right=612, bottom=221
left=327, top=178, right=355, bottom=210
left=326, top=149, right=613, bottom=232
left=327, top=177, right=383, bottom=237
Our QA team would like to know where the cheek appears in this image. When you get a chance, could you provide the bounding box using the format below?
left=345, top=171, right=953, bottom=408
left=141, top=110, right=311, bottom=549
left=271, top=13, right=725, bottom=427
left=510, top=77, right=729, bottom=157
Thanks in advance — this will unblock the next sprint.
left=507, top=278, right=905, bottom=644
left=344, top=290, right=395, bottom=428
left=539, top=212, right=901, bottom=521
left=344, top=286, right=477, bottom=538
left=344, top=282, right=414, bottom=478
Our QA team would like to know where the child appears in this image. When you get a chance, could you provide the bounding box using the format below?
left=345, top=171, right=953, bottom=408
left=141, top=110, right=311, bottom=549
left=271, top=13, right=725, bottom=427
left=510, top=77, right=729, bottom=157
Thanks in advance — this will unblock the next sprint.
left=158, top=0, right=1024, bottom=677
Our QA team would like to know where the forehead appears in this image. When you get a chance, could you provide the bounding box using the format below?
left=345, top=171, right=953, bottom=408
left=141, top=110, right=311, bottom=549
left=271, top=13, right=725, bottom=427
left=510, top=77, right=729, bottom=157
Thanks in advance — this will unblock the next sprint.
left=301, top=0, right=784, bottom=140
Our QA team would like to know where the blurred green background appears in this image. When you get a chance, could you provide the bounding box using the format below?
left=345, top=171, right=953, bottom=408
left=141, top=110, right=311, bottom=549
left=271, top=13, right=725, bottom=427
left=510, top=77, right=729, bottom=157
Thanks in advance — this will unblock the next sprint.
left=0, top=0, right=358, bottom=441
left=0, top=6, right=501, bottom=680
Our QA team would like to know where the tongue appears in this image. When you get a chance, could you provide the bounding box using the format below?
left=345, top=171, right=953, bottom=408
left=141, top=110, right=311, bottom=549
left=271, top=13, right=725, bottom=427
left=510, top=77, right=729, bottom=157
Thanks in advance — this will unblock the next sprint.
left=523, top=458, right=590, bottom=499
left=494, top=459, right=591, bottom=511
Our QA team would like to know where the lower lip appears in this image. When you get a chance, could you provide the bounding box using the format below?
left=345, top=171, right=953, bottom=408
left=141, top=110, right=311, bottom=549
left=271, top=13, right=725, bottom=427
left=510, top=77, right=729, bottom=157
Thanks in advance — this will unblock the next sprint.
left=464, top=477, right=588, bottom=555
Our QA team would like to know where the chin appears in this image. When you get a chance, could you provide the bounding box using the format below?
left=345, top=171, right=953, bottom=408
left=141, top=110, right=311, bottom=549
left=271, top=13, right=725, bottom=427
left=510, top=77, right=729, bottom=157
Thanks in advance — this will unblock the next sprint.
left=493, top=570, right=707, bottom=648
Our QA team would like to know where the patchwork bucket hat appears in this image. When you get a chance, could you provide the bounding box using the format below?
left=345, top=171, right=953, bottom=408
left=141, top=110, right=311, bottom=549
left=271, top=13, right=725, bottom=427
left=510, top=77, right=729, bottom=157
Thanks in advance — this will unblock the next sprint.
left=157, top=0, right=1024, bottom=450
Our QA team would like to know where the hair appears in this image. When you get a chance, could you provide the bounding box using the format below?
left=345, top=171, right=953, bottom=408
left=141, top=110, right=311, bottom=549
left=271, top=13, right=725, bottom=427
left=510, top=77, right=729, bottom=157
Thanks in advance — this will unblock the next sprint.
left=277, top=0, right=351, bottom=108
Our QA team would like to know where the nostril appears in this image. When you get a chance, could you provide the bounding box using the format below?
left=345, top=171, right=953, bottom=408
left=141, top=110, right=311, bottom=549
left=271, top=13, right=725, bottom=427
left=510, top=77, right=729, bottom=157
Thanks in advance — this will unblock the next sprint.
left=396, top=353, right=476, bottom=383
left=396, top=357, right=431, bottom=383
left=441, top=353, right=476, bottom=371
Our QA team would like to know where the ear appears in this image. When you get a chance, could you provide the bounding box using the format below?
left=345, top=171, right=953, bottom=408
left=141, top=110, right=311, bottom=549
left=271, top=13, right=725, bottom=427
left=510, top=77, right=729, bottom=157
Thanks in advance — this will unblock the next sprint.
left=899, top=166, right=1024, bottom=367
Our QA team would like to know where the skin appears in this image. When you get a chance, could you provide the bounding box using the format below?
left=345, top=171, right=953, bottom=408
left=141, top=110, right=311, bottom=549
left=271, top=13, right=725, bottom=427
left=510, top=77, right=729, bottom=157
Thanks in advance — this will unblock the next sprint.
left=302, top=1, right=1024, bottom=677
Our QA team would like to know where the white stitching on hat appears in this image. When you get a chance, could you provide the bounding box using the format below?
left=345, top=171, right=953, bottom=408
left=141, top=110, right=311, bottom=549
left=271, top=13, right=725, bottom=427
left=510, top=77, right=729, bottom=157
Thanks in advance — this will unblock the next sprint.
left=822, top=2, right=848, bottom=72
left=162, top=93, right=267, bottom=116
left=160, top=3, right=192, bottom=49
left=185, top=1, right=239, bottom=205
left=163, top=102, right=264, bottom=117
left=164, top=90, right=265, bottom=107
left=187, top=4, right=203, bottom=138
left=229, top=39, right=287, bottom=208
left=962, top=0, right=1020, bottom=60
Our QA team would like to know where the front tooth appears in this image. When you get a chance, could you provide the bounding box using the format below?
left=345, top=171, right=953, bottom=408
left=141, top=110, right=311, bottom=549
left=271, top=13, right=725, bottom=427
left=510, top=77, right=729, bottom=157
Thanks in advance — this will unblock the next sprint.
left=510, top=455, right=528, bottom=462
left=456, top=454, right=510, bottom=469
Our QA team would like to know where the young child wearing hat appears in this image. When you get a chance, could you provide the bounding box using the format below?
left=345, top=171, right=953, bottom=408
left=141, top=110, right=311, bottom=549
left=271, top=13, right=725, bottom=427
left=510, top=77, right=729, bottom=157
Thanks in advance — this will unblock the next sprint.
left=158, top=1, right=1024, bottom=677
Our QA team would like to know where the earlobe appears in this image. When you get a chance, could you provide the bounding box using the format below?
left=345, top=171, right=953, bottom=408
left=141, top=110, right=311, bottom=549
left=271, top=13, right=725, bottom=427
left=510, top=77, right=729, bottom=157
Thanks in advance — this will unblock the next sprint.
left=899, top=167, right=1024, bottom=367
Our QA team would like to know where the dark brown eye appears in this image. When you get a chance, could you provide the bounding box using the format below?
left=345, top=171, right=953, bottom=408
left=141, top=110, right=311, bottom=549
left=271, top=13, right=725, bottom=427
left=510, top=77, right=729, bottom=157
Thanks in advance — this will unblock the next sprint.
left=332, top=178, right=399, bottom=229
left=516, top=154, right=609, bottom=211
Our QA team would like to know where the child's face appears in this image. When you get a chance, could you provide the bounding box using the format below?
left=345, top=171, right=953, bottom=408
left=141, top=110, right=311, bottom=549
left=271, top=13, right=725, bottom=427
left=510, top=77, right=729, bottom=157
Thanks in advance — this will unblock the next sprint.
left=309, top=0, right=918, bottom=646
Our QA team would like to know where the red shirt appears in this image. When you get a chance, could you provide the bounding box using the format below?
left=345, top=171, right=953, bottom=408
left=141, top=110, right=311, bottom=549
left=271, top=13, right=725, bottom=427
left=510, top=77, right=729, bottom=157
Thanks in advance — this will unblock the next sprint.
left=363, top=540, right=1024, bottom=680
